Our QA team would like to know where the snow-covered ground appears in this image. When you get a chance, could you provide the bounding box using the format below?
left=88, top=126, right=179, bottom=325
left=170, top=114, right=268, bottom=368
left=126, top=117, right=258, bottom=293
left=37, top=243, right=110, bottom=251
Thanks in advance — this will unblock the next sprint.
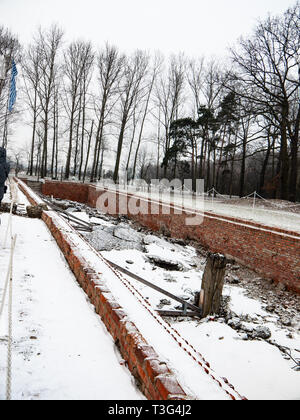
left=1, top=182, right=299, bottom=400
left=102, top=246, right=300, bottom=400
left=70, top=206, right=300, bottom=401
left=0, top=202, right=143, bottom=399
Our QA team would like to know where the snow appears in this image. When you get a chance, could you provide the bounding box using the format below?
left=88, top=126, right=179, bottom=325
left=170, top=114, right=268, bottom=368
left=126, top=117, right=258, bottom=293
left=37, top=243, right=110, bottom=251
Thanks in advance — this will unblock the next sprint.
left=103, top=248, right=300, bottom=400
left=0, top=212, right=144, bottom=400
left=69, top=206, right=300, bottom=400
left=224, top=286, right=269, bottom=318
left=16, top=178, right=45, bottom=206
left=173, top=320, right=300, bottom=400
left=204, top=201, right=300, bottom=234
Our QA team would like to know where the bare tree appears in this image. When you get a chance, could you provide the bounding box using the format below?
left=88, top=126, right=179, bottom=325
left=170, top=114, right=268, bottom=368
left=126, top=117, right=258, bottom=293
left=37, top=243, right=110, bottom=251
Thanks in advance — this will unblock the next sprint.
left=90, top=44, right=124, bottom=182
left=113, top=50, right=149, bottom=182
left=23, top=44, right=42, bottom=175
left=0, top=26, right=20, bottom=98
left=231, top=3, right=300, bottom=200
left=155, top=54, right=186, bottom=177
left=131, top=53, right=162, bottom=180
left=34, top=25, right=64, bottom=178
left=82, top=120, right=94, bottom=182
left=187, top=56, right=205, bottom=117
left=63, top=40, right=94, bottom=179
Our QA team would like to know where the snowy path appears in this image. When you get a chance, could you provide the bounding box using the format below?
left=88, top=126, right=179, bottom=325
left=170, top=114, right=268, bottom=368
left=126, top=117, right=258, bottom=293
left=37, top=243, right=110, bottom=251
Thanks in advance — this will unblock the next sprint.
left=0, top=213, right=143, bottom=400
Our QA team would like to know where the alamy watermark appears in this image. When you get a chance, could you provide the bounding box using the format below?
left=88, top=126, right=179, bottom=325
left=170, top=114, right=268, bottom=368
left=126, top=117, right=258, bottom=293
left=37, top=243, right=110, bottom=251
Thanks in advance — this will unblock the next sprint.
left=95, top=177, right=205, bottom=226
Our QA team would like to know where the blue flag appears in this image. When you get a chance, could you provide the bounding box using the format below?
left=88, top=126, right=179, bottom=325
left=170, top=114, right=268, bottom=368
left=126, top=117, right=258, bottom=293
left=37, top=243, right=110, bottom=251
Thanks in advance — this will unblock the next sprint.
left=8, top=60, right=18, bottom=113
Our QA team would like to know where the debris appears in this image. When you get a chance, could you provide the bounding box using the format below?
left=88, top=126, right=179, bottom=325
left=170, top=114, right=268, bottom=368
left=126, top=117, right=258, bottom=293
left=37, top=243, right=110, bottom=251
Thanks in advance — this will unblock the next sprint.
left=159, top=299, right=171, bottom=306
left=253, top=326, right=272, bottom=340
left=0, top=202, right=17, bottom=214
left=239, top=333, right=249, bottom=341
left=228, top=318, right=242, bottom=330
left=281, top=317, right=292, bottom=327
left=163, top=273, right=177, bottom=283
left=226, top=274, right=241, bottom=285
left=27, top=204, right=48, bottom=218
left=146, top=255, right=185, bottom=271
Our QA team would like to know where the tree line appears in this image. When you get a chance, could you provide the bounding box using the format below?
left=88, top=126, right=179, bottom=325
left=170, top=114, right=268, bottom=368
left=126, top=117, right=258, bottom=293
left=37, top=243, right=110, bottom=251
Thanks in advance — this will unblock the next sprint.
left=0, top=2, right=299, bottom=201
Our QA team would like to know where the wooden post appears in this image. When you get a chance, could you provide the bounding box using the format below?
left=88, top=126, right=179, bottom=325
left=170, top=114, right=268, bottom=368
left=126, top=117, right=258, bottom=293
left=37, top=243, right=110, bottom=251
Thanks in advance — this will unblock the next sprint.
left=199, top=253, right=227, bottom=318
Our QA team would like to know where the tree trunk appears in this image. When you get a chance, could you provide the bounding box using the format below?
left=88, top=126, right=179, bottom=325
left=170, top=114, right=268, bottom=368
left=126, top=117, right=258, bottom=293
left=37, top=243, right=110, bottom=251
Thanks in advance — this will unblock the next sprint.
left=113, top=119, right=126, bottom=183
left=239, top=135, right=247, bottom=197
left=259, top=136, right=273, bottom=195
left=279, top=106, right=289, bottom=200
left=289, top=106, right=300, bottom=202
left=83, top=120, right=94, bottom=183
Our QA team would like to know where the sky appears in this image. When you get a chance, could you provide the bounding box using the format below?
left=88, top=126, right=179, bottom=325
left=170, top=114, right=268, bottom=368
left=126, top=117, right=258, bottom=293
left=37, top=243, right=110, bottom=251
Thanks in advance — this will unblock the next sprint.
left=0, top=0, right=297, bottom=58
left=0, top=0, right=297, bottom=157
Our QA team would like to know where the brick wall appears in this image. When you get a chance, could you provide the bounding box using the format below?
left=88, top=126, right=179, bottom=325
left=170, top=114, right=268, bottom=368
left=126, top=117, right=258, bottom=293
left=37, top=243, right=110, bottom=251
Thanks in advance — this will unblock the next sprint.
left=41, top=180, right=300, bottom=294
left=42, top=180, right=90, bottom=204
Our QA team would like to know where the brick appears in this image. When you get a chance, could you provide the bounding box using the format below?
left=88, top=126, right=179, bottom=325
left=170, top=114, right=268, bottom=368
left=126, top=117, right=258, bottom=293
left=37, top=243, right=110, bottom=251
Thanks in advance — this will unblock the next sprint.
left=155, top=375, right=185, bottom=400
left=134, top=344, right=158, bottom=366
left=111, top=308, right=127, bottom=324
left=145, top=359, right=170, bottom=382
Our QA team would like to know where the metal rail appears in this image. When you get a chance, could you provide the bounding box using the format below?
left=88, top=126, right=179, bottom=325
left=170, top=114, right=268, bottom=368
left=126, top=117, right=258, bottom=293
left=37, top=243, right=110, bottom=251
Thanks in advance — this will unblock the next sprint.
left=41, top=196, right=96, bottom=232
left=103, top=258, right=202, bottom=316
left=157, top=310, right=202, bottom=317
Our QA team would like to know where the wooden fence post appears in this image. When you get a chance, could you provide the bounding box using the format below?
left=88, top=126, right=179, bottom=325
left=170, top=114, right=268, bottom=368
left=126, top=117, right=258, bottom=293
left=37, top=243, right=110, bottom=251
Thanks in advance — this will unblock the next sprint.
left=199, top=253, right=227, bottom=318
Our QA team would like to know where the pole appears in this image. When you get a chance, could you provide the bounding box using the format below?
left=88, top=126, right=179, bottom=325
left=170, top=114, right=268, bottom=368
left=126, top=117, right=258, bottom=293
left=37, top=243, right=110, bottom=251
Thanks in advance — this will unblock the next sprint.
left=253, top=191, right=256, bottom=210
left=2, top=94, right=9, bottom=148
left=6, top=234, right=17, bottom=401
left=0, top=54, right=7, bottom=97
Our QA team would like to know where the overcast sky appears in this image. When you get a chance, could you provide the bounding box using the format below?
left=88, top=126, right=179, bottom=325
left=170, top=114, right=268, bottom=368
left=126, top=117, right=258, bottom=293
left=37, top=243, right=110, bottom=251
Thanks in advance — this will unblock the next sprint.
left=0, top=0, right=296, bottom=57
left=0, top=0, right=297, bottom=155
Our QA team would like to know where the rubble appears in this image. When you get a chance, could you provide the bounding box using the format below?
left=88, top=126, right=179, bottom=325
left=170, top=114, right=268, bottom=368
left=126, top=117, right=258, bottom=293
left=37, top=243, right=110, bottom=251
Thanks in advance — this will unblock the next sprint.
left=145, top=255, right=185, bottom=271
left=26, top=204, right=48, bottom=218
left=44, top=196, right=300, bottom=355
left=253, top=326, right=272, bottom=340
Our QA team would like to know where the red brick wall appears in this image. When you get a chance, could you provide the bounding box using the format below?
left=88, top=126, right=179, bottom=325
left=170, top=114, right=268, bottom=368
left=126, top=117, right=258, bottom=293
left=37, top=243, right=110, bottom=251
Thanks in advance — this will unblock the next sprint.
left=42, top=180, right=90, bottom=204
left=42, top=181, right=300, bottom=294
